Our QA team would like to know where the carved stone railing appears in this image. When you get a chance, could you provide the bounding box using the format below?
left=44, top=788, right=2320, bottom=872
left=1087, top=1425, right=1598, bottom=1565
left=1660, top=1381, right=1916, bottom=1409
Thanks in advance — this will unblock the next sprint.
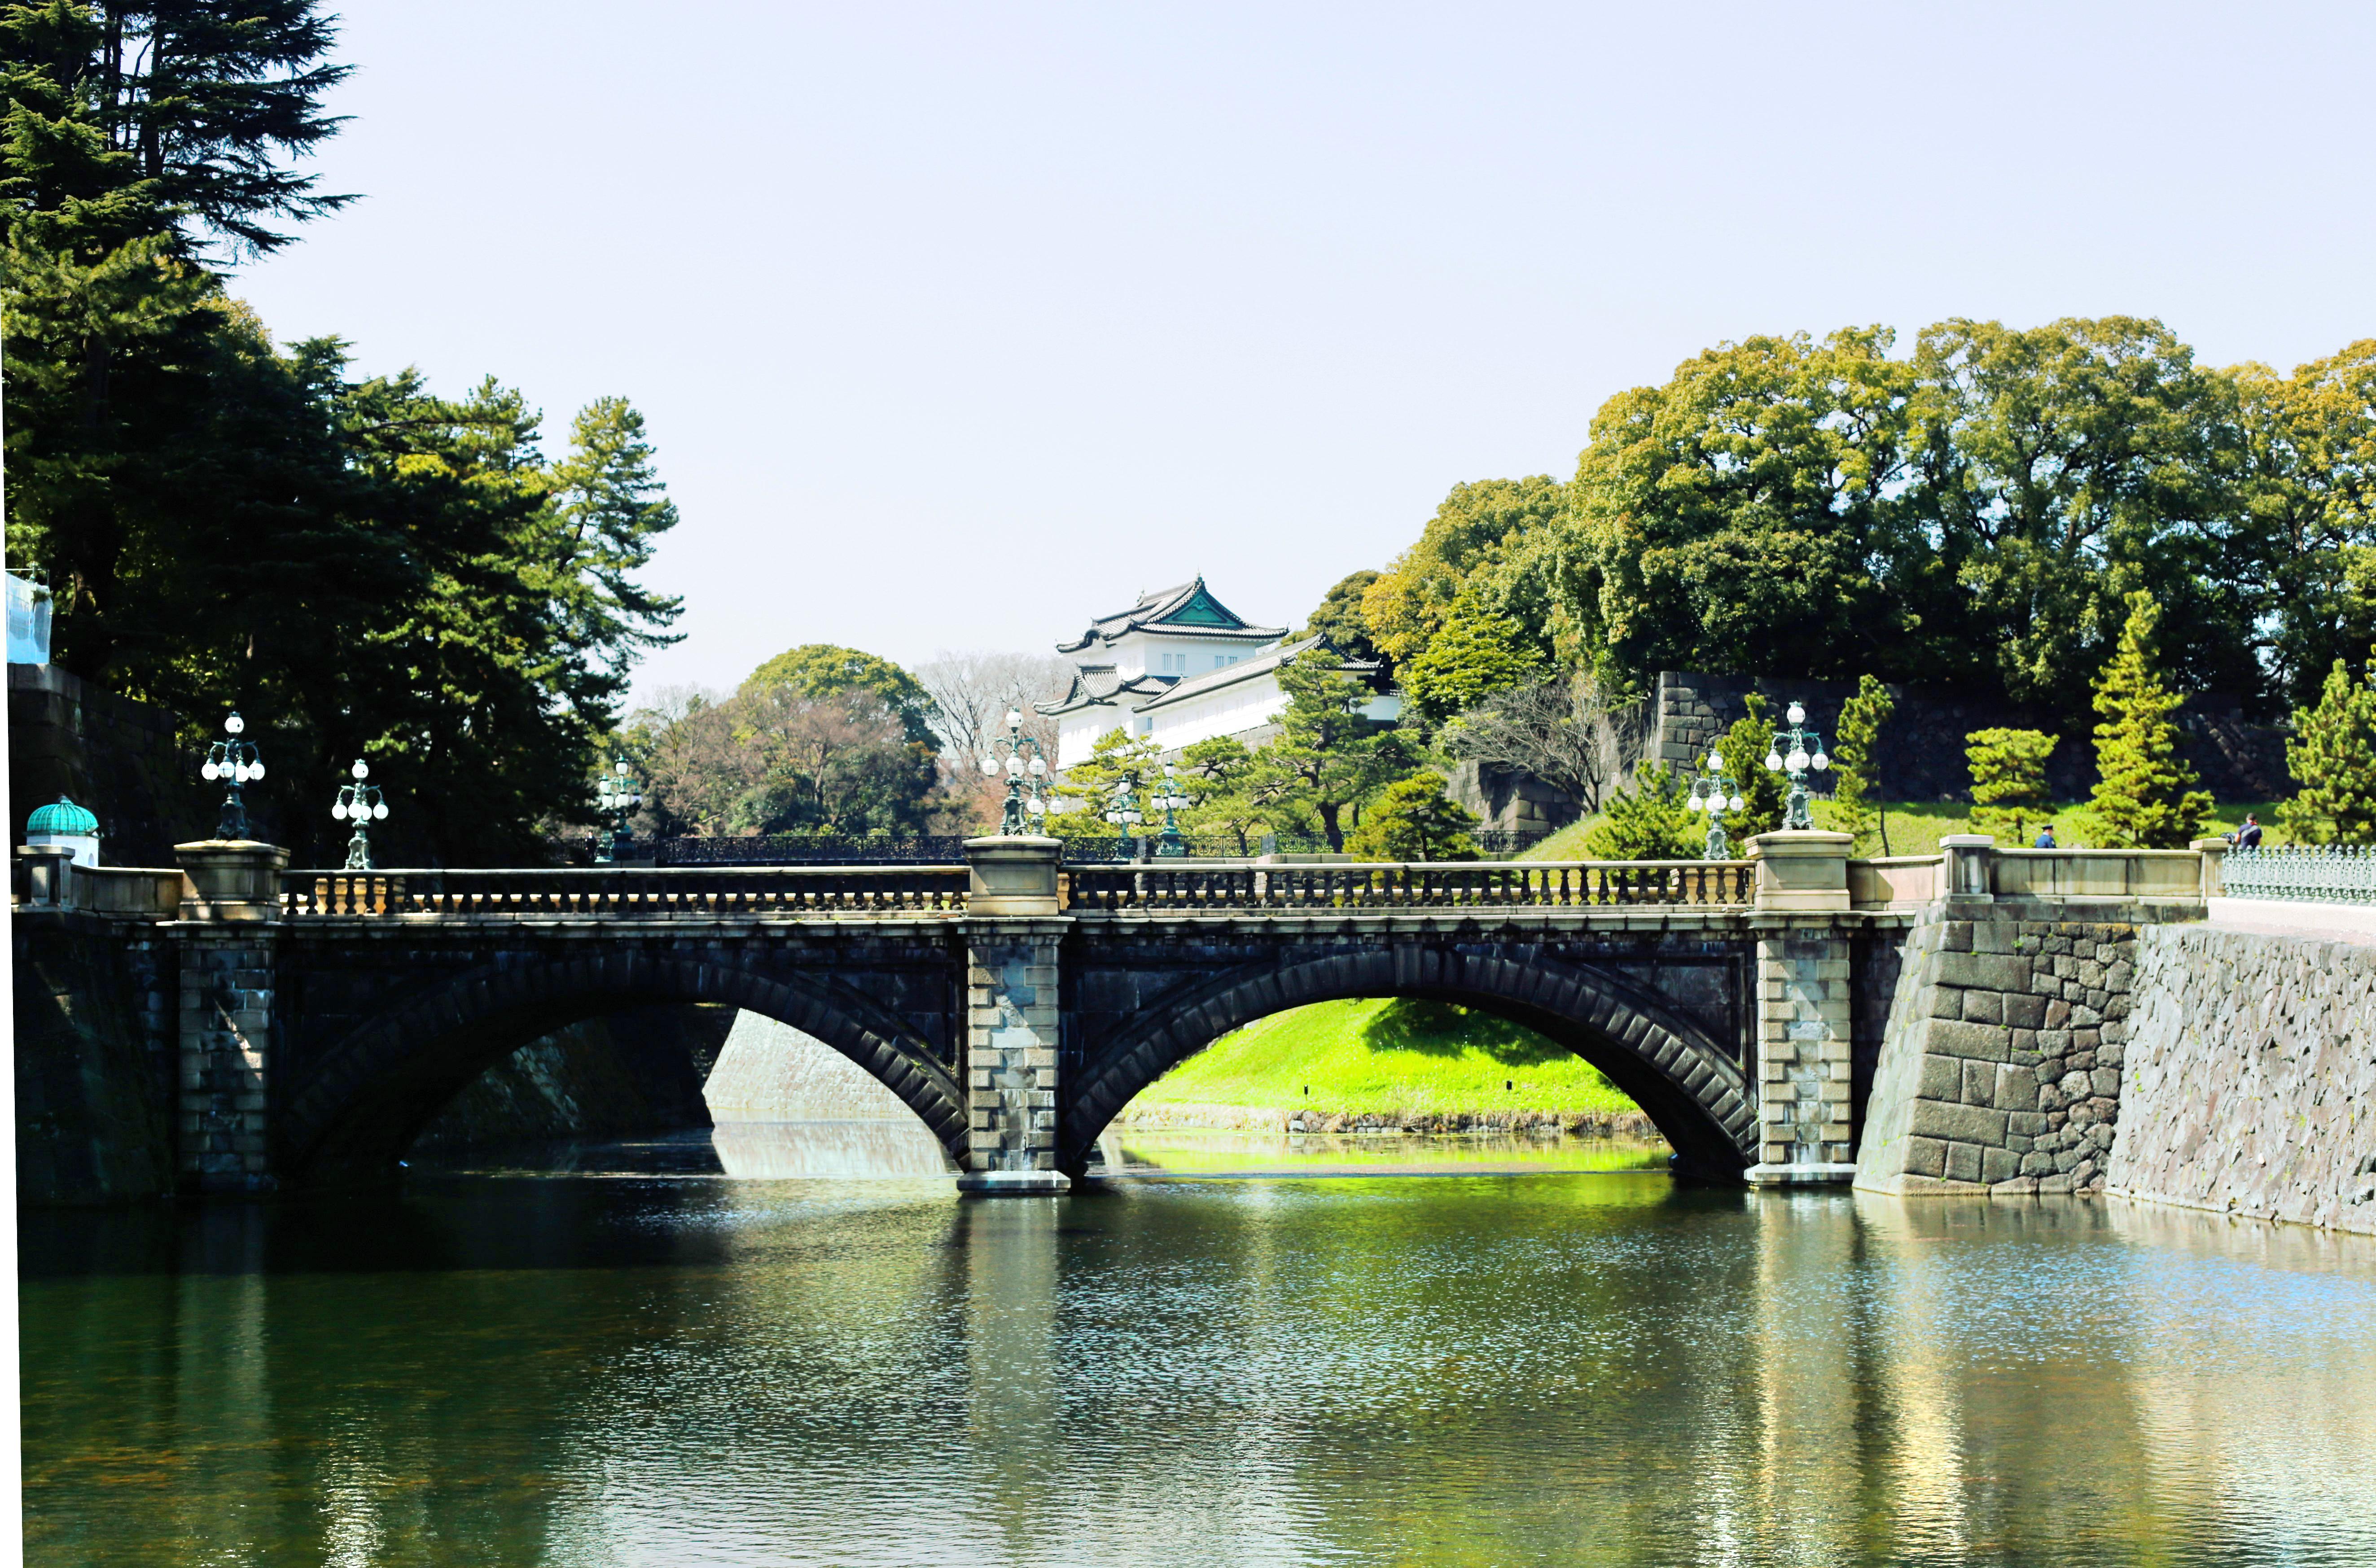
left=281, top=865, right=970, bottom=918
left=10, top=850, right=185, bottom=917
left=2221, top=844, right=2376, bottom=905
left=1062, top=859, right=1754, bottom=913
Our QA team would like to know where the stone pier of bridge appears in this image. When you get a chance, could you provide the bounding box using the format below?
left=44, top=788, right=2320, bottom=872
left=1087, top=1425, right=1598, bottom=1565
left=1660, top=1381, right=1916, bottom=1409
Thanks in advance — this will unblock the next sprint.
left=13, top=825, right=2218, bottom=1196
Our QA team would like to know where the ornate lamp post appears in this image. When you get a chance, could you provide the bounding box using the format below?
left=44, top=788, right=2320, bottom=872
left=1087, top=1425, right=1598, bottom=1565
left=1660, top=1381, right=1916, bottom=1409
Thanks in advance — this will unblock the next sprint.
left=595, top=759, right=643, bottom=864
left=1103, top=775, right=1144, bottom=850
left=1151, top=763, right=1192, bottom=857
left=200, top=711, right=266, bottom=840
left=1761, top=701, right=1830, bottom=832
left=330, top=758, right=388, bottom=870
left=1684, top=749, right=1745, bottom=859
left=978, top=708, right=1052, bottom=836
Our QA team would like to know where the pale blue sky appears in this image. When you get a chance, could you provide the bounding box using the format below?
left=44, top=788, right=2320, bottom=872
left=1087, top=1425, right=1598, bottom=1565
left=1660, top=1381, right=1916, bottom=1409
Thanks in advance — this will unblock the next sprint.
left=231, top=0, right=2376, bottom=698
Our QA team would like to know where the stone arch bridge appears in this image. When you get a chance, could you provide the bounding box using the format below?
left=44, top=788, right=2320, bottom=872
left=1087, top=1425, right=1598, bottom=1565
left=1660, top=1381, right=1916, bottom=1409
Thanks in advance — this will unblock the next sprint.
left=13, top=833, right=2214, bottom=1194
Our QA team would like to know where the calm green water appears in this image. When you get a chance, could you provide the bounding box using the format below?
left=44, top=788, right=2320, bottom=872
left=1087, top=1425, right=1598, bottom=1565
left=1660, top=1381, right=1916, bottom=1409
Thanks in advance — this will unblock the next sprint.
left=22, top=1131, right=2376, bottom=1567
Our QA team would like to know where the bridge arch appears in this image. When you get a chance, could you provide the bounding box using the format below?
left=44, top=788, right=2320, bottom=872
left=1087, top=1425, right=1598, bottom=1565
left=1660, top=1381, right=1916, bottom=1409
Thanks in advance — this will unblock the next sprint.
left=1062, top=945, right=1757, bottom=1175
left=281, top=951, right=968, bottom=1185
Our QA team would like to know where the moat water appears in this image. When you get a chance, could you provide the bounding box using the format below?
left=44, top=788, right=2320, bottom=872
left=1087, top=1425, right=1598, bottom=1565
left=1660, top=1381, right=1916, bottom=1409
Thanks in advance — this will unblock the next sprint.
left=21, top=1128, right=2376, bottom=1566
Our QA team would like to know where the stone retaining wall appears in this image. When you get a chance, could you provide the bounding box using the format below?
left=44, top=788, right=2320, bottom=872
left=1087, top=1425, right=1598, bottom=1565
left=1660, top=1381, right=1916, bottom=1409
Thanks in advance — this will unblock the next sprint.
left=2107, top=927, right=2376, bottom=1235
left=1856, top=904, right=2161, bottom=1196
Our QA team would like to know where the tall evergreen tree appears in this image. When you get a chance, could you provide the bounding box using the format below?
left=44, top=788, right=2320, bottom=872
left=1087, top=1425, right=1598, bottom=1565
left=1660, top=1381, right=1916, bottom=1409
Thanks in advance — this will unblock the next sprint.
left=2087, top=592, right=2212, bottom=848
left=1247, top=650, right=1406, bottom=851
left=1831, top=674, right=1895, bottom=853
left=2276, top=653, right=2376, bottom=844
left=1966, top=728, right=2057, bottom=845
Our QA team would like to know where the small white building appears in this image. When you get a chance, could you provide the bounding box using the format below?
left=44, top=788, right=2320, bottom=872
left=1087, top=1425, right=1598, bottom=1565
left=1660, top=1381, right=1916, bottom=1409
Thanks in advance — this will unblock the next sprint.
left=1039, top=578, right=1399, bottom=769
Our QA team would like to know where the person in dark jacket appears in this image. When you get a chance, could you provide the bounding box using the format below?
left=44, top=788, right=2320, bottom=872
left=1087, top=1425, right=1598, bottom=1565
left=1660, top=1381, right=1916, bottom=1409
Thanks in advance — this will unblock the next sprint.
left=2034, top=826, right=2057, bottom=849
left=2227, top=814, right=2263, bottom=849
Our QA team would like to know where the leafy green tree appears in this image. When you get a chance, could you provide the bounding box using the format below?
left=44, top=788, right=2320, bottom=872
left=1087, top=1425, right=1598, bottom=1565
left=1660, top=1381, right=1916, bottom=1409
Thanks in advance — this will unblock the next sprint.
left=2088, top=592, right=2212, bottom=848
left=2231, top=342, right=2376, bottom=712
left=1832, top=674, right=1896, bottom=853
left=1915, top=316, right=2251, bottom=731
left=1567, top=328, right=1964, bottom=694
left=1300, top=569, right=1389, bottom=675
left=1399, top=592, right=1532, bottom=725
left=1361, top=475, right=1566, bottom=666
left=2277, top=653, right=2376, bottom=843
left=1965, top=728, right=2057, bottom=845
left=1713, top=693, right=1788, bottom=843
left=744, top=644, right=936, bottom=749
left=1343, top=774, right=1478, bottom=862
left=1581, top=762, right=1698, bottom=860
left=1247, top=650, right=1402, bottom=851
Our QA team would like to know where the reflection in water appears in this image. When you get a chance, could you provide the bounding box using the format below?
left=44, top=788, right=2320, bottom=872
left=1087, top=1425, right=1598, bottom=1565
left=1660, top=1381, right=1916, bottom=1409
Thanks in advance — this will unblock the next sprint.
left=712, top=1118, right=959, bottom=1179
left=1095, top=1127, right=1670, bottom=1177
left=20, top=1145, right=2376, bottom=1567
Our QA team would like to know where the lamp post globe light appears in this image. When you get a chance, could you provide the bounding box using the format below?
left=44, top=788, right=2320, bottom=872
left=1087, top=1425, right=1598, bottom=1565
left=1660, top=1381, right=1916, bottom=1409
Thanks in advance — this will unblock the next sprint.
left=200, top=711, right=266, bottom=840
left=978, top=707, right=1052, bottom=836
left=1684, top=749, right=1745, bottom=860
left=1152, top=763, right=1192, bottom=857
left=596, top=758, right=643, bottom=864
left=1102, top=775, right=1143, bottom=845
left=1760, top=700, right=1830, bottom=832
left=330, top=758, right=389, bottom=870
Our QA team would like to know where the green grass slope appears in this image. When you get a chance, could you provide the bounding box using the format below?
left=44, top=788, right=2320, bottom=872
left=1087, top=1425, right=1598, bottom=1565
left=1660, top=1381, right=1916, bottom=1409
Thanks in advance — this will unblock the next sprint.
left=1131, top=998, right=1642, bottom=1119
left=1519, top=800, right=2283, bottom=862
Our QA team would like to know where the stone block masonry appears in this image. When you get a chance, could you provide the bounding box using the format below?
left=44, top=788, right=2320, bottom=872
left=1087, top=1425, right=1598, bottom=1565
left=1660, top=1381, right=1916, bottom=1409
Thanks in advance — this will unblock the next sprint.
left=178, top=929, right=279, bottom=1192
left=1857, top=905, right=2153, bottom=1196
left=2109, top=927, right=2376, bottom=1235
left=1754, top=933, right=1855, bottom=1170
left=959, top=922, right=1070, bottom=1193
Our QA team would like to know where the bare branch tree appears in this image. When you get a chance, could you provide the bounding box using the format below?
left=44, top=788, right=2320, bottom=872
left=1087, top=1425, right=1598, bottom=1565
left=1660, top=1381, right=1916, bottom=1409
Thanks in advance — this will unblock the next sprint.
left=1439, top=673, right=1627, bottom=813
left=916, top=650, right=1073, bottom=828
left=916, top=650, right=1072, bottom=762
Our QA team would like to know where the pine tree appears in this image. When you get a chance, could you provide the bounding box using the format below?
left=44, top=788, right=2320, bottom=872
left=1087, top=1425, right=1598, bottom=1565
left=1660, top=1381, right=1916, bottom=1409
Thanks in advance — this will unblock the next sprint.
left=2277, top=653, right=2376, bottom=843
left=2089, top=592, right=2213, bottom=848
left=1714, top=693, right=1789, bottom=842
left=1247, top=650, right=1405, bottom=850
left=1966, top=728, right=2057, bottom=844
left=1582, top=762, right=1700, bottom=860
left=1343, top=774, right=1480, bottom=861
left=1832, top=674, right=1895, bottom=853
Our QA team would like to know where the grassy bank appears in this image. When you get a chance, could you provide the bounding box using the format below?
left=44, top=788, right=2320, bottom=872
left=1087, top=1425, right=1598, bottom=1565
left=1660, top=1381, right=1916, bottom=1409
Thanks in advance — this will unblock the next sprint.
left=1123, top=998, right=1644, bottom=1123
left=1520, top=799, right=2284, bottom=862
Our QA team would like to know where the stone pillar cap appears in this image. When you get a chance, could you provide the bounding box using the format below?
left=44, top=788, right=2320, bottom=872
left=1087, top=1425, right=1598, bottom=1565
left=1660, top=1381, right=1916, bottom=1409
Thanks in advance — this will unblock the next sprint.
left=1938, top=834, right=1996, bottom=848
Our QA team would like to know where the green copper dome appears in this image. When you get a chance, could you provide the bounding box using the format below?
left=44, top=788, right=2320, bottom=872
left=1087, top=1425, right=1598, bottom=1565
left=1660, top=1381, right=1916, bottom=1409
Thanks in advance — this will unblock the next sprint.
left=27, top=796, right=99, bottom=837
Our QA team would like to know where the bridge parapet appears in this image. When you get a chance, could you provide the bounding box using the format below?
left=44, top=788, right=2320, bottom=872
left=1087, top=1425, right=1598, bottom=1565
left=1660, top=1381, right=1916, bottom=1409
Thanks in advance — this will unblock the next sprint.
left=1064, top=859, right=1754, bottom=913
left=278, top=864, right=971, bottom=918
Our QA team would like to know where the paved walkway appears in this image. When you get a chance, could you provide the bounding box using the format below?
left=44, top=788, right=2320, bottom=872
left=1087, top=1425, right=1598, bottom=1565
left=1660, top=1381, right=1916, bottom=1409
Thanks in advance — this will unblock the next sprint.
left=2205, top=897, right=2376, bottom=947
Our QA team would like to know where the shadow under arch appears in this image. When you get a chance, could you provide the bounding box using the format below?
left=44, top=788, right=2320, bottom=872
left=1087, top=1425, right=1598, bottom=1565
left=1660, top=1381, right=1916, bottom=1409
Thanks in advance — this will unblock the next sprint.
left=1062, top=947, right=1757, bottom=1177
left=281, top=951, right=968, bottom=1187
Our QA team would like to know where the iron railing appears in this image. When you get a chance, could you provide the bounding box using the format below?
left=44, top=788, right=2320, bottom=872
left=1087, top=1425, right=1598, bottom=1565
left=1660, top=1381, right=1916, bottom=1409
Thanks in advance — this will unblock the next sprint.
left=282, top=865, right=970, bottom=918
left=1063, top=860, right=1753, bottom=913
left=2222, top=844, right=2376, bottom=904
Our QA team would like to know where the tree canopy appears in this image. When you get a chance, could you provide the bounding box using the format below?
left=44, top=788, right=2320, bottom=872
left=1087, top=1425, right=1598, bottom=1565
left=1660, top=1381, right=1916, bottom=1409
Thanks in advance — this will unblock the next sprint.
left=1364, top=319, right=2376, bottom=734
left=3, top=1, right=683, bottom=863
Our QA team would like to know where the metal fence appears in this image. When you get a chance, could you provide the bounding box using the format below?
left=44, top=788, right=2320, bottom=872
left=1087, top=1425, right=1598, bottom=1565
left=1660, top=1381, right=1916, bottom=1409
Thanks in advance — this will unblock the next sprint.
left=2222, top=844, right=2376, bottom=904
